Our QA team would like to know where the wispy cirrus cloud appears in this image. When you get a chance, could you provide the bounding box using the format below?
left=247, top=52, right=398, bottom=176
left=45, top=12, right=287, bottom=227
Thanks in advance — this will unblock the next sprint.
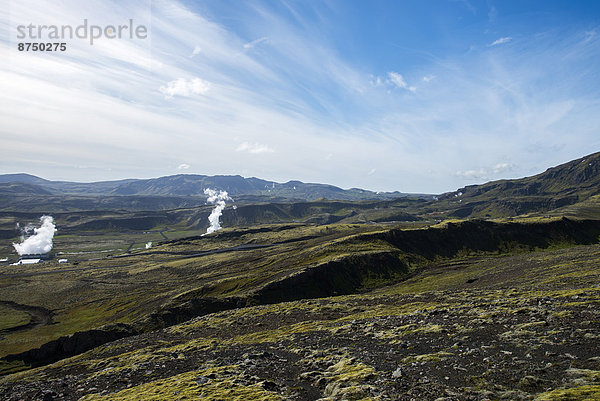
left=1, top=0, right=599, bottom=193
left=489, top=36, right=512, bottom=46
left=243, top=37, right=269, bottom=50
left=235, top=142, right=275, bottom=154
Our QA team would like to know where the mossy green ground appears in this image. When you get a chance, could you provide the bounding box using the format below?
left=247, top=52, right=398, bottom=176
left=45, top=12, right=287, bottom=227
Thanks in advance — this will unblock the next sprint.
left=0, top=224, right=389, bottom=357
left=79, top=367, right=283, bottom=401
left=2, top=238, right=600, bottom=399
left=535, top=385, right=600, bottom=400
left=0, top=306, right=30, bottom=331
left=1, top=219, right=599, bottom=360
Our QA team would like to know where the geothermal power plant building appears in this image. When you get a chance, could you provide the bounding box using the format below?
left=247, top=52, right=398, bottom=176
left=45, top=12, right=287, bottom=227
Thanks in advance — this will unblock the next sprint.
left=12, top=253, right=51, bottom=265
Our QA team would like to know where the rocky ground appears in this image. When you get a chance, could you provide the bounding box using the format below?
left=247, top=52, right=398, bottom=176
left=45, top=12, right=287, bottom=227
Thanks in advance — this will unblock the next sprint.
left=1, top=244, right=600, bottom=400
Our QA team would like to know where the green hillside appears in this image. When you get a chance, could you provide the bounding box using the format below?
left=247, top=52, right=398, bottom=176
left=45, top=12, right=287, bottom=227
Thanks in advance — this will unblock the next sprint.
left=437, top=152, right=600, bottom=219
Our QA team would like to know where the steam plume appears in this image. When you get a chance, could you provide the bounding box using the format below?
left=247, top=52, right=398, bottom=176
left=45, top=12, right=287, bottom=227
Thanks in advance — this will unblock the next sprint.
left=203, top=188, right=232, bottom=235
left=145, top=242, right=152, bottom=249
left=13, top=216, right=57, bottom=255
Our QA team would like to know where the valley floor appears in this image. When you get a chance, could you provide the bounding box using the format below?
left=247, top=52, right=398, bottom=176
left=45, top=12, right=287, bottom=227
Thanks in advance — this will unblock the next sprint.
left=2, top=243, right=600, bottom=400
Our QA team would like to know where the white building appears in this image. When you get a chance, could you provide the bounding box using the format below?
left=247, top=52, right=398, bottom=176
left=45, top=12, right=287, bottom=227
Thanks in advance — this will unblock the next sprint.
left=12, top=258, right=41, bottom=265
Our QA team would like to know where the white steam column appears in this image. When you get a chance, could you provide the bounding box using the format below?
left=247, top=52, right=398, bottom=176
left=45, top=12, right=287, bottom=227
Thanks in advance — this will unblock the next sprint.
left=203, top=188, right=233, bottom=235
left=13, top=216, right=57, bottom=255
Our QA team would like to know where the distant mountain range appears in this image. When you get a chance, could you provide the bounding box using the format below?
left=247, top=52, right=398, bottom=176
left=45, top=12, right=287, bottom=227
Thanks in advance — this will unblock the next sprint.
left=1, top=152, right=599, bottom=220
left=0, top=173, right=423, bottom=202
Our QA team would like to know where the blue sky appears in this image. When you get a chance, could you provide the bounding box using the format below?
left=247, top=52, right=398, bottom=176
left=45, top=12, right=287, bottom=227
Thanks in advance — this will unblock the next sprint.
left=1, top=0, right=599, bottom=193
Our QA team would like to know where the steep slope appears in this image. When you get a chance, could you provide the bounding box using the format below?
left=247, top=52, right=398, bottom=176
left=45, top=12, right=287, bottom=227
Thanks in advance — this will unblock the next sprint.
left=437, top=151, right=600, bottom=218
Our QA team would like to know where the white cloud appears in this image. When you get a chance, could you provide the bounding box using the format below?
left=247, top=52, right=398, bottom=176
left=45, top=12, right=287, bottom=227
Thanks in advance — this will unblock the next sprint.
left=492, top=163, right=513, bottom=174
left=235, top=142, right=275, bottom=154
left=388, top=72, right=416, bottom=92
left=455, top=163, right=515, bottom=181
left=159, top=78, right=211, bottom=99
left=190, top=45, right=202, bottom=57
left=455, top=169, right=488, bottom=180
left=423, top=75, right=436, bottom=83
left=489, top=37, right=512, bottom=46
left=177, top=163, right=190, bottom=170
left=367, top=168, right=376, bottom=176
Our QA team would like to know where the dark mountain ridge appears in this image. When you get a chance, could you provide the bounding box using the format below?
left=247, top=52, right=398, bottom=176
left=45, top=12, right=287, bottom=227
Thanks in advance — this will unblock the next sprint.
left=1, top=152, right=599, bottom=220
left=442, top=151, right=600, bottom=200
left=436, top=151, right=600, bottom=218
left=0, top=173, right=418, bottom=201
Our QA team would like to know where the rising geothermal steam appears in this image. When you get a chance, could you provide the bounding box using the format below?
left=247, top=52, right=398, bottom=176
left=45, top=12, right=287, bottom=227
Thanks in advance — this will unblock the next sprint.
left=13, top=216, right=57, bottom=255
left=203, top=188, right=233, bottom=235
